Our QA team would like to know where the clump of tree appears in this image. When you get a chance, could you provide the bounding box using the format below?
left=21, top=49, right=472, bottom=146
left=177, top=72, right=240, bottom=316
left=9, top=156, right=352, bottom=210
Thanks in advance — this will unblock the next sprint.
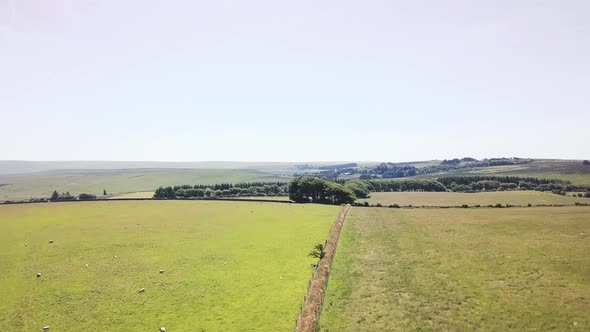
left=78, top=193, right=97, bottom=200
left=288, top=176, right=356, bottom=204
left=49, top=191, right=77, bottom=201
left=584, top=160, right=590, bottom=166
left=344, top=179, right=373, bottom=198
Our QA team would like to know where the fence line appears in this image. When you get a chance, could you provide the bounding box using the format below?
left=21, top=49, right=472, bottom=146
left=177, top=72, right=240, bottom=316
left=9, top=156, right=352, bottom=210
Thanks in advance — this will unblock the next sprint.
left=294, top=204, right=351, bottom=332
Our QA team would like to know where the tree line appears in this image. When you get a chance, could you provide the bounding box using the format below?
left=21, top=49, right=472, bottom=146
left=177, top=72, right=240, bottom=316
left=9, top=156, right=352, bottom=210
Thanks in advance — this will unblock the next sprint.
left=437, top=176, right=590, bottom=194
left=154, top=182, right=289, bottom=199
left=49, top=191, right=98, bottom=201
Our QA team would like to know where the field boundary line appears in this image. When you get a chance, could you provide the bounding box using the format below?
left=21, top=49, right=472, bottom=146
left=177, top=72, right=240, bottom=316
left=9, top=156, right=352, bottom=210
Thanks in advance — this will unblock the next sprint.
left=294, top=204, right=351, bottom=332
left=1, top=197, right=294, bottom=205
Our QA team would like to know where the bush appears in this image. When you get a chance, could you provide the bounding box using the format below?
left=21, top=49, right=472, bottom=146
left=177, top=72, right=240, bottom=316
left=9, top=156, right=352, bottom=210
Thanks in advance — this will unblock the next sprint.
left=389, top=204, right=400, bottom=208
left=461, top=204, right=469, bottom=208
left=375, top=203, right=383, bottom=207
left=495, top=203, right=504, bottom=208
left=363, top=201, right=369, bottom=207
left=528, top=203, right=532, bottom=207
left=308, top=243, right=325, bottom=259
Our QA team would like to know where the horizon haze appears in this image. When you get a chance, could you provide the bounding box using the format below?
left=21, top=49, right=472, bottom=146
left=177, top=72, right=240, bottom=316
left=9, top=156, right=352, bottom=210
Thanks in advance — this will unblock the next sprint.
left=1, top=0, right=589, bottom=161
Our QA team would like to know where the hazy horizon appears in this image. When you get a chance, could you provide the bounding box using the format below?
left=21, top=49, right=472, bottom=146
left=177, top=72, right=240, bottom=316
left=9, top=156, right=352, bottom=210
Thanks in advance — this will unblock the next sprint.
left=2, top=1, right=589, bottom=161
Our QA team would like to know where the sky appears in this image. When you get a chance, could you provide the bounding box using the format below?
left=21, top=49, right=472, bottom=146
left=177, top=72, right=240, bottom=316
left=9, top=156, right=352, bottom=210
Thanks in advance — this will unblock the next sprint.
left=0, top=0, right=588, bottom=162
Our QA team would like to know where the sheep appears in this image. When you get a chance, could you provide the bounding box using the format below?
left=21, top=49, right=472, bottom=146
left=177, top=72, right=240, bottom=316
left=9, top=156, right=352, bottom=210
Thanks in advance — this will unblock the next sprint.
left=43, top=326, right=50, bottom=331
left=159, top=270, right=165, bottom=274
left=36, top=273, right=42, bottom=278
left=48, top=240, right=54, bottom=244
left=160, top=327, right=166, bottom=332
left=138, top=288, right=145, bottom=293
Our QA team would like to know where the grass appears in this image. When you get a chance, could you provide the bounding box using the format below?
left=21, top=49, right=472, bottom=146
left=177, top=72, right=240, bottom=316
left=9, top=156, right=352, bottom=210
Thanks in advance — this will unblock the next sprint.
left=0, top=169, right=288, bottom=202
left=0, top=200, right=338, bottom=331
left=319, top=207, right=590, bottom=331
left=361, top=191, right=590, bottom=207
left=109, top=191, right=155, bottom=199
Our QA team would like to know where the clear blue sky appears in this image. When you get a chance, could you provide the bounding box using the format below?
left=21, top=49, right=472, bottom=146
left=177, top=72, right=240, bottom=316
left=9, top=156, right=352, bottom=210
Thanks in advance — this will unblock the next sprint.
left=1, top=0, right=588, bottom=162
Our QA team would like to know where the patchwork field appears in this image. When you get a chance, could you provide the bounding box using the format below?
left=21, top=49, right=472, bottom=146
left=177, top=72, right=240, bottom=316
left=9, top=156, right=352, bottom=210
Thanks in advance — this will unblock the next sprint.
left=0, top=169, right=288, bottom=202
left=0, top=201, right=338, bottom=331
left=361, top=191, right=590, bottom=207
left=443, top=160, right=590, bottom=186
left=319, top=207, right=590, bottom=331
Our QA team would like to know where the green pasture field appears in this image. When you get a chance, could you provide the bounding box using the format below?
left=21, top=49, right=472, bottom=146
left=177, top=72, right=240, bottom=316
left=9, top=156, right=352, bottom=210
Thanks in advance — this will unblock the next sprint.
left=0, top=169, right=288, bottom=202
left=0, top=200, right=338, bottom=331
left=441, top=160, right=590, bottom=185
left=319, top=207, right=590, bottom=331
left=361, top=191, right=590, bottom=207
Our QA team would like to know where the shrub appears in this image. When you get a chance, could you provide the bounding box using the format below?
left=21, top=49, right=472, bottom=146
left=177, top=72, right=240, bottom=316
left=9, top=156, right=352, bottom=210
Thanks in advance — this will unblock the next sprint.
left=461, top=204, right=469, bottom=208
left=375, top=203, right=383, bottom=207
left=389, top=204, right=400, bottom=208
left=363, top=201, right=369, bottom=207
left=495, top=203, right=504, bottom=208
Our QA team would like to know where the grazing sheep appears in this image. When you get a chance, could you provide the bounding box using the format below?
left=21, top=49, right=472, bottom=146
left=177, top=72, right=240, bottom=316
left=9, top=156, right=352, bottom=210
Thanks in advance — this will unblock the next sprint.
left=113, top=255, right=118, bottom=258
left=43, top=326, right=50, bottom=331
left=139, top=288, right=145, bottom=293
left=159, top=270, right=165, bottom=274
left=160, top=327, right=166, bottom=332
left=36, top=273, right=42, bottom=278
left=48, top=240, right=54, bottom=244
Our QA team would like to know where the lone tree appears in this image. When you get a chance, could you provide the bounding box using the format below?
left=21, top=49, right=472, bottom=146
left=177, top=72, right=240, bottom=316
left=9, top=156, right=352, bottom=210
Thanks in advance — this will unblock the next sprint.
left=103, top=189, right=107, bottom=196
left=308, top=243, right=325, bottom=259
left=50, top=190, right=59, bottom=201
left=583, top=160, right=590, bottom=166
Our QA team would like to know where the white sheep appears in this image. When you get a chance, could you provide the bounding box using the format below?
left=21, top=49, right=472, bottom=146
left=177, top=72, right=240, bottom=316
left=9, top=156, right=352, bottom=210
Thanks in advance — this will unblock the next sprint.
left=139, top=288, right=145, bottom=293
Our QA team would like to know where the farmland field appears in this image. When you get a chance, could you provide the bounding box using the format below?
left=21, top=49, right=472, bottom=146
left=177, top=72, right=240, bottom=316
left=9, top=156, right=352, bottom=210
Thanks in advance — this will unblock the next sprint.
left=109, top=191, right=155, bottom=199
left=0, top=201, right=338, bottom=331
left=435, top=160, right=590, bottom=186
left=0, top=169, right=288, bottom=202
left=319, top=207, right=590, bottom=331
left=361, top=191, right=590, bottom=207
